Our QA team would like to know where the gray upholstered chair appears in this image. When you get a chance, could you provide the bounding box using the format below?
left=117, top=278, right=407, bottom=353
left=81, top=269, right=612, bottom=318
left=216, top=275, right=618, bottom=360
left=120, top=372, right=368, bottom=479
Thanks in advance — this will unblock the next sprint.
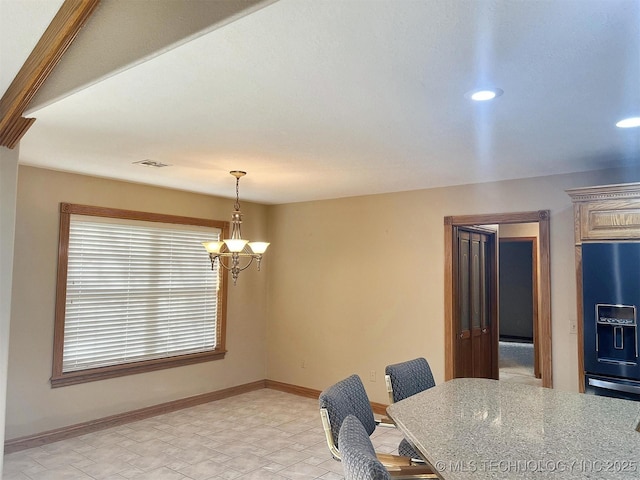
left=319, top=374, right=434, bottom=477
left=385, top=357, right=435, bottom=404
left=339, top=414, right=391, bottom=480
left=318, top=374, right=380, bottom=461
left=384, top=358, right=436, bottom=460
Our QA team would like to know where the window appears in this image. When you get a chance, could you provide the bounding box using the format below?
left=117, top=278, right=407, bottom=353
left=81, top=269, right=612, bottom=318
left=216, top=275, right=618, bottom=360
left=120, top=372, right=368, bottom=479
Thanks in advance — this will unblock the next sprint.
left=51, top=203, right=229, bottom=387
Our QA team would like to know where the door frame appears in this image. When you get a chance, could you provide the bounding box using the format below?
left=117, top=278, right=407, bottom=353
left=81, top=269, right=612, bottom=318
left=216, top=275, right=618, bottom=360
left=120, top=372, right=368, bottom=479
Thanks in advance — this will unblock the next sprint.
left=444, top=210, right=552, bottom=388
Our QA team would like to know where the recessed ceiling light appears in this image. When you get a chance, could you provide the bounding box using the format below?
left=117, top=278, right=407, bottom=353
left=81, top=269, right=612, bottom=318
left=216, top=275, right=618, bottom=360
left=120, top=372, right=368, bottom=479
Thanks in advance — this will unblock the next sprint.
left=466, top=88, right=504, bottom=101
left=616, top=117, right=640, bottom=128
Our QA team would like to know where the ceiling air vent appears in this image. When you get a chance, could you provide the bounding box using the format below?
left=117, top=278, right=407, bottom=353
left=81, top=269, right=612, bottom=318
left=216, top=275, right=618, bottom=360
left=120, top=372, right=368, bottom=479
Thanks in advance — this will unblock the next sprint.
left=134, top=160, right=171, bottom=168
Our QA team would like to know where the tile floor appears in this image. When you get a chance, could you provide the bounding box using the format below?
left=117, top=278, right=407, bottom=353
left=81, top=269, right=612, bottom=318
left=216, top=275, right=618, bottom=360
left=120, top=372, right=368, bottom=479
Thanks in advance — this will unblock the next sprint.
left=3, top=389, right=409, bottom=480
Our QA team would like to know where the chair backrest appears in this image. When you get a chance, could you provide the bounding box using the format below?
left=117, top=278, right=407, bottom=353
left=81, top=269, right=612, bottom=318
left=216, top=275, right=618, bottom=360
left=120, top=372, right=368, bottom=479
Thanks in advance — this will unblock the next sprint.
left=319, top=374, right=377, bottom=459
left=339, top=415, right=391, bottom=480
left=385, top=357, right=435, bottom=403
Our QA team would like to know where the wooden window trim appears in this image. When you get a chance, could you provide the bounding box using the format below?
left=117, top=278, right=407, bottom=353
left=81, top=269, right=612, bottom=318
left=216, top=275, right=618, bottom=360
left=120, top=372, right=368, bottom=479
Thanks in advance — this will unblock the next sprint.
left=51, top=203, right=229, bottom=388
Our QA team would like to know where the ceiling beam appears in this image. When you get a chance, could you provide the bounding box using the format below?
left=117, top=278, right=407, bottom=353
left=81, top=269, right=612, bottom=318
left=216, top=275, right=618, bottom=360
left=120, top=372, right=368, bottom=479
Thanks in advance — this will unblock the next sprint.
left=27, top=0, right=278, bottom=114
left=0, top=0, right=100, bottom=149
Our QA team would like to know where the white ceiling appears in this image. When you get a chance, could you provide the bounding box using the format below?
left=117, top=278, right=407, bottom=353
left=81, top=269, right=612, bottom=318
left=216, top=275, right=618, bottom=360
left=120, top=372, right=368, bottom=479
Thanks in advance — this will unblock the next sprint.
left=4, top=0, right=640, bottom=204
left=0, top=0, right=65, bottom=94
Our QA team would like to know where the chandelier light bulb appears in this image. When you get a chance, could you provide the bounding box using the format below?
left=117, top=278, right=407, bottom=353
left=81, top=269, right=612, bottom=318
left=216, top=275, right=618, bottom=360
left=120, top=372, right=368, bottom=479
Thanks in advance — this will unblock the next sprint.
left=224, top=239, right=249, bottom=252
left=249, top=242, right=270, bottom=254
left=202, top=241, right=223, bottom=254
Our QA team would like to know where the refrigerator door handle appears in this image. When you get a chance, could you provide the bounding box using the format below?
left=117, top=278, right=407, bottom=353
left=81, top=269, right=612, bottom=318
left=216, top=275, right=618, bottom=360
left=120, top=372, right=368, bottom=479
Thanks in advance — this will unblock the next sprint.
left=588, top=378, right=640, bottom=395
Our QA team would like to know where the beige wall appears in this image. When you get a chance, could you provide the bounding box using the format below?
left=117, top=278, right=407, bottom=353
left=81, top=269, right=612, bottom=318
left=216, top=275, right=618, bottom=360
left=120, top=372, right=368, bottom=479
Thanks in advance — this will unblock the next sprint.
left=6, top=166, right=269, bottom=439
left=265, top=168, right=640, bottom=404
left=499, top=222, right=538, bottom=239
left=1, top=146, right=20, bottom=468
left=8, top=164, right=640, bottom=441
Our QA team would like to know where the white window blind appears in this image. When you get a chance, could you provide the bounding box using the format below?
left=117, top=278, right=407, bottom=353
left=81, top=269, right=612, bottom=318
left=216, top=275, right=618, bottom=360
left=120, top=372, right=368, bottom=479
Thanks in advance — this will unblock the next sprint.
left=63, top=215, right=221, bottom=373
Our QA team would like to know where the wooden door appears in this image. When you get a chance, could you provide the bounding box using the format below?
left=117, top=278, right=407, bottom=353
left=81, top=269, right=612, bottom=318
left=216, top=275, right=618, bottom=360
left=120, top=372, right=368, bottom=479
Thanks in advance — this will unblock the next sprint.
left=454, top=226, right=497, bottom=379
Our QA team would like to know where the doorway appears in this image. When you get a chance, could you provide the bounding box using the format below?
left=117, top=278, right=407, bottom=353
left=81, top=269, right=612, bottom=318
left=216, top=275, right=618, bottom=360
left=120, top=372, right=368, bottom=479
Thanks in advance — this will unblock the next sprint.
left=498, top=234, right=542, bottom=385
left=444, top=210, right=552, bottom=388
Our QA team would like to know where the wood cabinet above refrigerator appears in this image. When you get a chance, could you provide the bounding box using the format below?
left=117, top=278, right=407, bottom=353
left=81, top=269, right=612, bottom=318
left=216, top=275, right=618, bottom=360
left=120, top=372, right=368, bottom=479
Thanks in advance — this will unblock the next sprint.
left=568, top=182, right=640, bottom=241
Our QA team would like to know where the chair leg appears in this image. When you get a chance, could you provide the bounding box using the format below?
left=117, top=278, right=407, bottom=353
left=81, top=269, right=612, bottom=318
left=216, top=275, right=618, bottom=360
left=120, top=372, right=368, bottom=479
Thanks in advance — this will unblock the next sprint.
left=386, top=464, right=439, bottom=479
left=376, top=452, right=433, bottom=471
left=375, top=417, right=396, bottom=427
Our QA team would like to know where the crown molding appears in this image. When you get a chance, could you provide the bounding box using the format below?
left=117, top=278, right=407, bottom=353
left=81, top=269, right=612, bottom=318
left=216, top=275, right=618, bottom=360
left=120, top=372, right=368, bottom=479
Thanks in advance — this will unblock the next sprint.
left=566, top=182, right=640, bottom=202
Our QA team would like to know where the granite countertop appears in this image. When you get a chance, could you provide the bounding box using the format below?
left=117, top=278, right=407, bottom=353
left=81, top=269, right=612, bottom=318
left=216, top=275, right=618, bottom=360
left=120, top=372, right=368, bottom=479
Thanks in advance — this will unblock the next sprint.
left=387, top=378, right=640, bottom=479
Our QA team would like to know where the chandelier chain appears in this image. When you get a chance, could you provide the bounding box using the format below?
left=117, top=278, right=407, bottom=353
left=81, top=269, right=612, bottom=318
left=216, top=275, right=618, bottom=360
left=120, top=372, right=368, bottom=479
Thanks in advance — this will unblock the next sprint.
left=234, top=176, right=241, bottom=211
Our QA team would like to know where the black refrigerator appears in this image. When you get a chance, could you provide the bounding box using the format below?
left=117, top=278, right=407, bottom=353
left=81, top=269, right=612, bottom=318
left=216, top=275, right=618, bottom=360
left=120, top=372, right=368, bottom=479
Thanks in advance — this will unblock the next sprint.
left=582, top=242, right=640, bottom=400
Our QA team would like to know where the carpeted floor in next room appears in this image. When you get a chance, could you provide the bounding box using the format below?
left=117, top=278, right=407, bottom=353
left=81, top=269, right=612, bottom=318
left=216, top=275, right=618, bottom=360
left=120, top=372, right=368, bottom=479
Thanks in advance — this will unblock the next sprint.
left=499, top=340, right=542, bottom=387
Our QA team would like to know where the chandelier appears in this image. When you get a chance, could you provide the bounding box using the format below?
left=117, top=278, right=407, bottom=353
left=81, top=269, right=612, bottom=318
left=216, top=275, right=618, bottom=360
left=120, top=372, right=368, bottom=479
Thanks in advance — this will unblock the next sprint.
left=202, top=171, right=270, bottom=285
